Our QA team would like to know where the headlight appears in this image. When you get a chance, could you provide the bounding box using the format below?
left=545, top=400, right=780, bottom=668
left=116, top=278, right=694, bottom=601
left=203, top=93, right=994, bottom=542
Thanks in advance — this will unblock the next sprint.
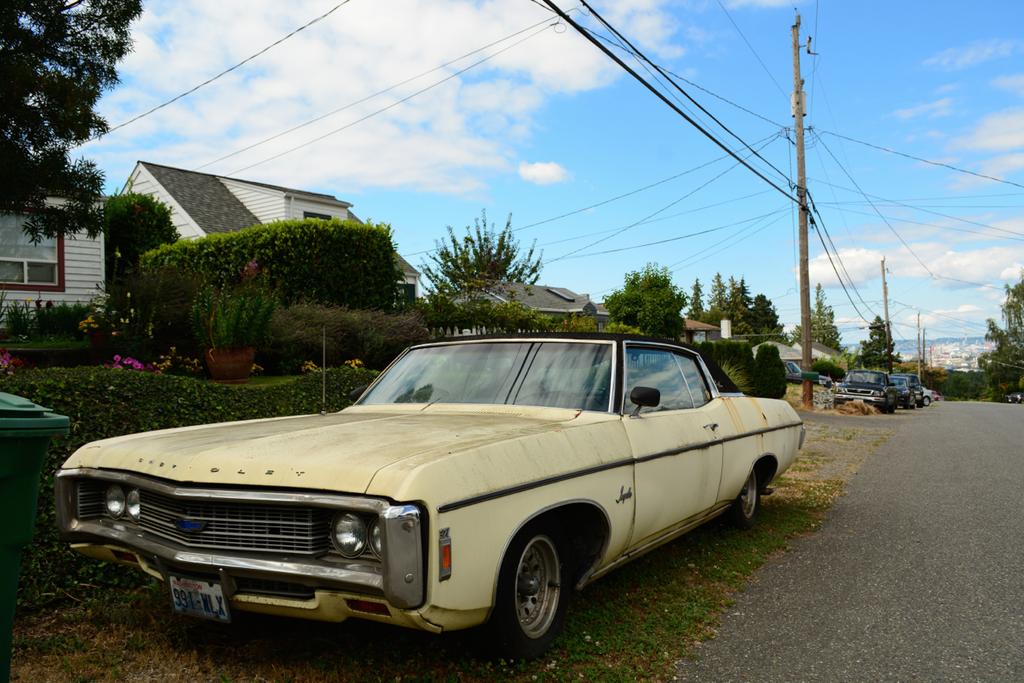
left=871, top=390, right=883, bottom=396
left=126, top=489, right=141, bottom=521
left=105, top=485, right=125, bottom=518
left=369, top=519, right=383, bottom=557
left=332, top=513, right=367, bottom=558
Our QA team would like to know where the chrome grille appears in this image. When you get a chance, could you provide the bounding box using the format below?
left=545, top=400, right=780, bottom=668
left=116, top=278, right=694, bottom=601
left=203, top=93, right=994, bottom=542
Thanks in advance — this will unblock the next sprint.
left=76, top=480, right=331, bottom=555
left=842, top=387, right=877, bottom=396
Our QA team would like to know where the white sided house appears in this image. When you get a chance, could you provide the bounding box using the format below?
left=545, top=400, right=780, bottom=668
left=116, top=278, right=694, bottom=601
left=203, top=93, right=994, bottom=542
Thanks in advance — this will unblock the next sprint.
left=126, top=161, right=420, bottom=300
left=0, top=198, right=104, bottom=307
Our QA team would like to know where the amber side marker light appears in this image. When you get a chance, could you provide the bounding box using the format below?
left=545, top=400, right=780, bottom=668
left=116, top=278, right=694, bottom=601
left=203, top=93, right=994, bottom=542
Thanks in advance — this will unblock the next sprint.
left=346, top=599, right=390, bottom=616
left=439, top=528, right=452, bottom=581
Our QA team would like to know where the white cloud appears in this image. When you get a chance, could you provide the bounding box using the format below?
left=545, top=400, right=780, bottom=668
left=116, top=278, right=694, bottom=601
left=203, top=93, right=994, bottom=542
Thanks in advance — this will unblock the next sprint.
left=87, top=0, right=684, bottom=198
left=808, top=244, right=1024, bottom=290
left=992, top=74, right=1024, bottom=97
left=518, top=161, right=569, bottom=185
left=1000, top=263, right=1024, bottom=280
left=953, top=107, right=1024, bottom=152
left=950, top=153, right=1024, bottom=189
left=892, top=97, right=953, bottom=120
left=924, top=39, right=1019, bottom=70
left=724, top=0, right=808, bottom=8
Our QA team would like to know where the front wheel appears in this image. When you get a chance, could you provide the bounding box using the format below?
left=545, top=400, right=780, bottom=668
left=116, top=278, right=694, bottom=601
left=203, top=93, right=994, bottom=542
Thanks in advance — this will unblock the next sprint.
left=728, top=469, right=760, bottom=529
left=487, top=523, right=572, bottom=660
left=922, top=396, right=931, bottom=407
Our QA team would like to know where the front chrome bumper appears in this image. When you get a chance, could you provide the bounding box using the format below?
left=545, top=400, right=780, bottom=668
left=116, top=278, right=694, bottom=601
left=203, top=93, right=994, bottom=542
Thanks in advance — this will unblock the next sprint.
left=55, top=468, right=425, bottom=609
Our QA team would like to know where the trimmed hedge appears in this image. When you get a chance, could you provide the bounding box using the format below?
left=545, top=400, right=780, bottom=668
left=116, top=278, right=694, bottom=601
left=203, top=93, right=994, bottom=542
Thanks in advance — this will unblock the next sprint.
left=812, top=358, right=846, bottom=381
left=0, top=365, right=376, bottom=611
left=752, top=343, right=787, bottom=399
left=698, top=340, right=755, bottom=394
left=140, top=218, right=403, bottom=310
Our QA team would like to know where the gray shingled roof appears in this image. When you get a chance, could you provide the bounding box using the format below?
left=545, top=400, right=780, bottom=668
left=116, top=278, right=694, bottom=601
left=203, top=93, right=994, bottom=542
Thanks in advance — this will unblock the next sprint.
left=395, top=253, right=419, bottom=275
left=141, top=162, right=259, bottom=234
left=484, top=283, right=607, bottom=315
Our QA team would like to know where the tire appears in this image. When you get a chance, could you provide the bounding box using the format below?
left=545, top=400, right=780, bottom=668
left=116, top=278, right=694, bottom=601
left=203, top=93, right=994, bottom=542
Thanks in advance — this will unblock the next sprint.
left=728, top=469, right=760, bottom=529
left=923, top=396, right=931, bottom=407
left=909, top=400, right=916, bottom=410
left=487, top=522, right=572, bottom=660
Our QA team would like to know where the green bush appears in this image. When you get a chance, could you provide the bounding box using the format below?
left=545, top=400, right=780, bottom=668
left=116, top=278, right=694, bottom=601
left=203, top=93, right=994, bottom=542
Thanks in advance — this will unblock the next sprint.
left=699, top=340, right=755, bottom=380
left=141, top=218, right=403, bottom=310
left=752, top=343, right=787, bottom=398
left=415, top=295, right=555, bottom=334
left=104, top=192, right=177, bottom=283
left=3, top=299, right=33, bottom=337
left=812, top=358, right=846, bottom=381
left=105, top=265, right=204, bottom=359
left=265, top=304, right=429, bottom=372
left=33, top=302, right=90, bottom=338
left=604, top=321, right=643, bottom=334
left=0, top=365, right=377, bottom=610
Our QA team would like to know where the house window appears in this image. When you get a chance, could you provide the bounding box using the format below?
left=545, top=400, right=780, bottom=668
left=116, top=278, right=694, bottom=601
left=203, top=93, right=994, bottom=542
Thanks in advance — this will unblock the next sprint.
left=303, top=211, right=332, bottom=220
left=0, top=215, right=58, bottom=285
left=402, top=283, right=416, bottom=303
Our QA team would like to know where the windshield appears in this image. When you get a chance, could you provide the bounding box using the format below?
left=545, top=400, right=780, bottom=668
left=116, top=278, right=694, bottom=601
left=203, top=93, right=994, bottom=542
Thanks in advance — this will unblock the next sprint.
left=891, top=376, right=908, bottom=387
left=360, top=341, right=614, bottom=412
left=845, top=370, right=885, bottom=385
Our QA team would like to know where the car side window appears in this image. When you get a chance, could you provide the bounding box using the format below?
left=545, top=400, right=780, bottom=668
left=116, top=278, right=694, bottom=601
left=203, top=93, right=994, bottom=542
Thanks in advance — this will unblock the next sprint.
left=675, top=354, right=711, bottom=407
left=625, top=347, right=693, bottom=412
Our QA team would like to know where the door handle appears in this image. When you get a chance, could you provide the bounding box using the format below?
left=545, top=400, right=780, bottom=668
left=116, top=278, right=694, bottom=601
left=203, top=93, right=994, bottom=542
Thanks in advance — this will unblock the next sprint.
left=703, top=422, right=719, bottom=431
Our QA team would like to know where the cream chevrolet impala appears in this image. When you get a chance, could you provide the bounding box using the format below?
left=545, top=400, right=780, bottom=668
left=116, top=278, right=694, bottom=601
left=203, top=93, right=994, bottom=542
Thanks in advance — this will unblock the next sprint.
left=56, top=335, right=803, bottom=658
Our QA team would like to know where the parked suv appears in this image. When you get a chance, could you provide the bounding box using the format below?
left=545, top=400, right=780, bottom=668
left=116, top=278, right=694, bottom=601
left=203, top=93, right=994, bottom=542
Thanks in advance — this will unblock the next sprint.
left=890, top=375, right=916, bottom=409
left=890, top=373, right=925, bottom=407
left=834, top=370, right=898, bottom=413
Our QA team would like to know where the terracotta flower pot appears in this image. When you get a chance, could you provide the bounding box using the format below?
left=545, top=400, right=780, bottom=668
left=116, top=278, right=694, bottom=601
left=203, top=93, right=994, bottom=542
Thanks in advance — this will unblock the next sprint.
left=204, top=347, right=256, bottom=384
left=88, top=331, right=109, bottom=349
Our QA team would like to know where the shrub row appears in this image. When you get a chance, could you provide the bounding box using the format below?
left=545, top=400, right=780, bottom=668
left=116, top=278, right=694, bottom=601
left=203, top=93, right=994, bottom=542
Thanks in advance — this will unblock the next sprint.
left=697, top=340, right=786, bottom=399
left=812, top=358, right=846, bottom=381
left=415, top=296, right=557, bottom=334
left=265, top=305, right=429, bottom=373
left=140, top=218, right=404, bottom=310
left=0, top=365, right=377, bottom=611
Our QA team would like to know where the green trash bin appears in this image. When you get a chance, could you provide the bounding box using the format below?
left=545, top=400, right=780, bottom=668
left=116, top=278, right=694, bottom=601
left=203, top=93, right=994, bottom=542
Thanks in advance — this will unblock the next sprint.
left=0, top=392, right=69, bottom=682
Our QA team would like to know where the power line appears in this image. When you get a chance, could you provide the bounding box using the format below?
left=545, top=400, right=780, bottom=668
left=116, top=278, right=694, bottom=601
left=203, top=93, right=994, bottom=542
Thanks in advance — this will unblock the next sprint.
left=806, top=191, right=878, bottom=317
left=577, top=3, right=793, bottom=187
left=808, top=212, right=869, bottom=322
left=226, top=21, right=556, bottom=175
left=195, top=15, right=559, bottom=171
left=814, top=132, right=1005, bottom=291
left=817, top=129, right=1024, bottom=191
left=670, top=212, right=789, bottom=272
left=714, top=0, right=788, bottom=99
left=549, top=132, right=781, bottom=262
left=661, top=68, right=787, bottom=129
left=539, top=1, right=800, bottom=205
left=103, top=0, right=356, bottom=137
left=812, top=204, right=1024, bottom=244
left=551, top=208, right=791, bottom=262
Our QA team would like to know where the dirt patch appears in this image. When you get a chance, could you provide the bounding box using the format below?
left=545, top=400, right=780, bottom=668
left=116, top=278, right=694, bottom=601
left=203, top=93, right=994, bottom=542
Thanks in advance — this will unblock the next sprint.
left=835, top=401, right=880, bottom=416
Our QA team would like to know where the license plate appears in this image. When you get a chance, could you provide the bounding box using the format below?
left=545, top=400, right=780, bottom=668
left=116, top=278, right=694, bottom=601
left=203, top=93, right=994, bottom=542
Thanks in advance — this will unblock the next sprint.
left=169, top=575, right=231, bottom=623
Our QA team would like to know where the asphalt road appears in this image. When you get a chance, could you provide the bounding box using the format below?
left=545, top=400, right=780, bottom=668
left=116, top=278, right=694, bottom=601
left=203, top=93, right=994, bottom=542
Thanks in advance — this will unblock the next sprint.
left=675, top=401, right=1024, bottom=682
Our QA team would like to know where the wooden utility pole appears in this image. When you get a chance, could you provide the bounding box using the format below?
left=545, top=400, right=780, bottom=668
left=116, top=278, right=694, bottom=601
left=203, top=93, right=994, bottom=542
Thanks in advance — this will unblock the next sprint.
left=792, top=13, right=813, bottom=408
left=880, top=257, right=893, bottom=372
left=917, top=313, right=922, bottom=376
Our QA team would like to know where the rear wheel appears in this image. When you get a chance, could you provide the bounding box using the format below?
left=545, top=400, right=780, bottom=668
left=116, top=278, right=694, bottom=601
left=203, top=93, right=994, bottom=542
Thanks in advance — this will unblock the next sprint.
left=728, top=469, right=760, bottom=529
left=923, top=396, right=931, bottom=407
left=488, top=522, right=572, bottom=660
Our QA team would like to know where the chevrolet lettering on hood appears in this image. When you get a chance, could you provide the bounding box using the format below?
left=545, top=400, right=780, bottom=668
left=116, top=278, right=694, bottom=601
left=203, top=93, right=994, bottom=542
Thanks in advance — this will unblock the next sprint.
left=55, top=334, right=803, bottom=659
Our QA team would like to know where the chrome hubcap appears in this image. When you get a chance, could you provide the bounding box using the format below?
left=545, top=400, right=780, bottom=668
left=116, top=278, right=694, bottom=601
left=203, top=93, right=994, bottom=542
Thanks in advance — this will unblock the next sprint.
left=740, top=472, right=757, bottom=518
left=515, top=535, right=560, bottom=639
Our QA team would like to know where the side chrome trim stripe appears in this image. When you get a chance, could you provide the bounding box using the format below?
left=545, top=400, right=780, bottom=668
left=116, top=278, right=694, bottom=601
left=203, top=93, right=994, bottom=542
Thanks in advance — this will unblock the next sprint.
left=437, top=458, right=634, bottom=513
left=436, top=420, right=803, bottom=513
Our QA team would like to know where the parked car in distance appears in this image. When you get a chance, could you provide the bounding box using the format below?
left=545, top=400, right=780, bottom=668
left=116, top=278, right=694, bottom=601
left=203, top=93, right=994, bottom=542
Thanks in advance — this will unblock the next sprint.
left=834, top=370, right=898, bottom=413
left=783, top=360, right=834, bottom=388
left=1006, top=391, right=1024, bottom=404
left=890, top=373, right=925, bottom=408
left=55, top=334, right=805, bottom=659
left=890, top=375, right=916, bottom=409
left=922, top=388, right=939, bottom=406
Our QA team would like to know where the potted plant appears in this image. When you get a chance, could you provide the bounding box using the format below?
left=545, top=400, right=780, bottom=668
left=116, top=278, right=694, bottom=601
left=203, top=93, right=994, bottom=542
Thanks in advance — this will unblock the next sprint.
left=191, top=285, right=276, bottom=383
left=79, top=294, right=117, bottom=349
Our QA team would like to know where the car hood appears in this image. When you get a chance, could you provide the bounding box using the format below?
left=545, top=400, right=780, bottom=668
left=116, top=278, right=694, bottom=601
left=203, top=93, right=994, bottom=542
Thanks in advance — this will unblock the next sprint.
left=62, top=404, right=598, bottom=494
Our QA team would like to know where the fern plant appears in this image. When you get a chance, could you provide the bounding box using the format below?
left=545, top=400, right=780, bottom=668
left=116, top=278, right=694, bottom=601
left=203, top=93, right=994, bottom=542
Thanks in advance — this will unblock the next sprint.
left=717, top=358, right=754, bottom=395
left=192, top=285, right=276, bottom=349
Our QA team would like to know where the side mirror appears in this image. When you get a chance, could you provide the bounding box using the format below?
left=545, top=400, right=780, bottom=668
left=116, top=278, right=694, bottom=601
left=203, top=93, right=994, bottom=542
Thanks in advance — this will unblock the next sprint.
left=629, top=386, right=660, bottom=416
left=348, top=384, right=368, bottom=402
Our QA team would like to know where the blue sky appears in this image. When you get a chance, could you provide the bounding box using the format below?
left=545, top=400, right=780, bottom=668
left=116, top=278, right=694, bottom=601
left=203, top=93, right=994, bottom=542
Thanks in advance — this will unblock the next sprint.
left=85, top=0, right=1024, bottom=345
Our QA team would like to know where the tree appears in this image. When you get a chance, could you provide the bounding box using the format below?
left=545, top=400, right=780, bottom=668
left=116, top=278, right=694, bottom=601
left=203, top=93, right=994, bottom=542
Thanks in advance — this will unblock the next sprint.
left=748, top=293, right=782, bottom=337
left=1, top=0, right=143, bottom=240
left=421, top=210, right=541, bottom=298
left=687, top=278, right=704, bottom=319
left=104, top=193, right=178, bottom=283
left=752, top=343, right=787, bottom=398
left=791, top=284, right=843, bottom=350
left=604, top=264, right=687, bottom=339
left=707, top=273, right=728, bottom=311
left=859, top=316, right=894, bottom=369
left=979, top=271, right=1024, bottom=399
